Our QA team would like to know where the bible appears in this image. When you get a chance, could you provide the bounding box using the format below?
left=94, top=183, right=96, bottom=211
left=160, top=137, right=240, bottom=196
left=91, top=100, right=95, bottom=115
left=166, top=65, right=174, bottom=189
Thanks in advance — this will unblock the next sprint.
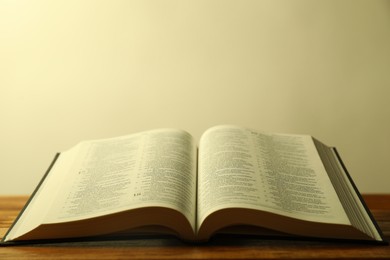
left=1, top=125, right=386, bottom=244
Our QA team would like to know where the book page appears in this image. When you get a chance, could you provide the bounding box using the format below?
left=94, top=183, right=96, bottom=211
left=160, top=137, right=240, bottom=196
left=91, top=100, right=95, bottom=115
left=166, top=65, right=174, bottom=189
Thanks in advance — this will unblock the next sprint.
left=40, top=129, right=196, bottom=230
left=197, top=125, right=350, bottom=229
left=3, top=149, right=79, bottom=241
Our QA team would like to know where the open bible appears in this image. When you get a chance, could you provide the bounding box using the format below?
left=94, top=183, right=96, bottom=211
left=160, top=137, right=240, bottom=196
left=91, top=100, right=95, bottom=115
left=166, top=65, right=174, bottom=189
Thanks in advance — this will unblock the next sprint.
left=1, top=125, right=386, bottom=244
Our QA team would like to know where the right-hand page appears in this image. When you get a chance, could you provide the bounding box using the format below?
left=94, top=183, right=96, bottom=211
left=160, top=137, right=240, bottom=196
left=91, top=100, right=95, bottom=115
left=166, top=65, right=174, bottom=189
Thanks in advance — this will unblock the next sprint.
left=197, top=125, right=350, bottom=229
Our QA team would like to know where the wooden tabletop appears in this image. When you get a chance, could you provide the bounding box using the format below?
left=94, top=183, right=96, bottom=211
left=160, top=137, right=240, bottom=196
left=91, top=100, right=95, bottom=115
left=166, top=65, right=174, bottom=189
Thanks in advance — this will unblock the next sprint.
left=1, top=195, right=389, bottom=259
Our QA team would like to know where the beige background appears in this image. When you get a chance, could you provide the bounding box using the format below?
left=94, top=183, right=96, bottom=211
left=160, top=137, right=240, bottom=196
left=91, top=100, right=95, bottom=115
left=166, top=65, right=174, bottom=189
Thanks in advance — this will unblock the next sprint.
left=1, top=0, right=389, bottom=195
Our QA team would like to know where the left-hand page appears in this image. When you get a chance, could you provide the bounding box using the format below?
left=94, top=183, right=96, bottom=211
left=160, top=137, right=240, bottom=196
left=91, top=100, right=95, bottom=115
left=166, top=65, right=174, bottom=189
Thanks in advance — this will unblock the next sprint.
left=4, top=129, right=197, bottom=241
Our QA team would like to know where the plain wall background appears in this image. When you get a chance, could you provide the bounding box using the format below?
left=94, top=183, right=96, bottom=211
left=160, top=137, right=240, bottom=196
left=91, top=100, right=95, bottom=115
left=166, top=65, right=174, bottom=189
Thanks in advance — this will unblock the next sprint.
left=1, top=0, right=389, bottom=195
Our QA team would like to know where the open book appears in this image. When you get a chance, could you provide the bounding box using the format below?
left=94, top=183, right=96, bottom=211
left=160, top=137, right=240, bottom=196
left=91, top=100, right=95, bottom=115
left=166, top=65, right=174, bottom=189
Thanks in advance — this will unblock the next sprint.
left=1, top=125, right=386, bottom=244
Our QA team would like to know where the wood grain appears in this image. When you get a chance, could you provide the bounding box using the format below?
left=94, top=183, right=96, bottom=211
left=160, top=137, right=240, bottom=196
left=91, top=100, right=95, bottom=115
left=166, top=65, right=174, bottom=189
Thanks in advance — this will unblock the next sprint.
left=1, top=195, right=389, bottom=259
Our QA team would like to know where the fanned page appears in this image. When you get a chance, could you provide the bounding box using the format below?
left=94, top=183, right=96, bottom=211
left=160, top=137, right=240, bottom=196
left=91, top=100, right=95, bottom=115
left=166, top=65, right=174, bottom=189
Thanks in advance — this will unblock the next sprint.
left=197, top=125, right=351, bottom=233
left=5, top=129, right=197, bottom=241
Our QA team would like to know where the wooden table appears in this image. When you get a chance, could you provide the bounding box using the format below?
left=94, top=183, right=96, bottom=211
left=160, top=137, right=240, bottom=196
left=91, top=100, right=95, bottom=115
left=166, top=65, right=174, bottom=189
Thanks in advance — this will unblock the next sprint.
left=1, top=195, right=389, bottom=259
